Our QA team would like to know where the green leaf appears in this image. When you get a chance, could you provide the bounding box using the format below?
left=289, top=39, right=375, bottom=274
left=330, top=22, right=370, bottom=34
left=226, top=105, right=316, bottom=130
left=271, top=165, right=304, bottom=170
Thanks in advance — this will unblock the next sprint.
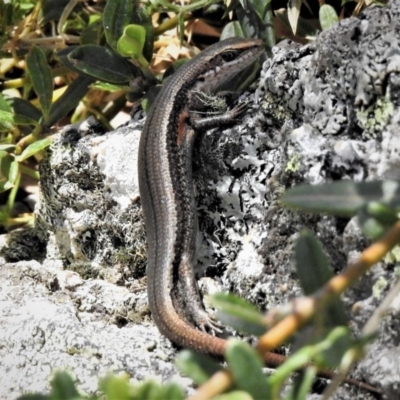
left=9, top=97, right=42, bottom=122
left=26, top=46, right=53, bottom=121
left=133, top=380, right=164, bottom=400
left=100, top=374, right=132, bottom=400
left=295, top=231, right=333, bottom=295
left=47, top=75, right=95, bottom=127
left=80, top=19, right=103, bottom=45
left=8, top=159, right=19, bottom=186
left=16, top=395, right=49, bottom=400
left=210, top=293, right=266, bottom=336
left=0, top=108, right=15, bottom=131
left=294, top=231, right=347, bottom=327
left=284, top=327, right=352, bottom=373
left=0, top=93, right=15, bottom=130
left=14, top=114, right=40, bottom=127
left=251, top=0, right=271, bottom=21
left=16, top=137, right=52, bottom=162
left=50, top=372, right=79, bottom=400
left=289, top=367, right=316, bottom=400
left=269, top=343, right=318, bottom=392
left=117, top=24, right=147, bottom=67
left=281, top=180, right=400, bottom=216
left=0, top=94, right=39, bottom=131
left=319, top=4, right=339, bottom=31
left=130, top=5, right=154, bottom=62
left=91, top=81, right=129, bottom=91
left=314, top=327, right=353, bottom=368
left=357, top=202, right=399, bottom=239
left=213, top=391, right=253, bottom=400
left=0, top=144, right=16, bottom=152
left=57, top=46, right=83, bottom=74
left=365, top=201, right=399, bottom=223
left=0, top=154, right=18, bottom=192
left=175, top=350, right=222, bottom=385
left=153, top=383, right=184, bottom=400
left=0, top=92, right=12, bottom=112
left=67, top=45, right=135, bottom=83
left=235, top=2, right=274, bottom=52
left=225, top=340, right=270, bottom=399
left=103, top=0, right=134, bottom=51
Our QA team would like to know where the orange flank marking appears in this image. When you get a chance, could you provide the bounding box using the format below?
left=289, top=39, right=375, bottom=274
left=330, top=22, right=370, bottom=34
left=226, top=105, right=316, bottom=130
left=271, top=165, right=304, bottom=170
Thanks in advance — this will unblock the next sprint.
left=177, top=109, right=189, bottom=146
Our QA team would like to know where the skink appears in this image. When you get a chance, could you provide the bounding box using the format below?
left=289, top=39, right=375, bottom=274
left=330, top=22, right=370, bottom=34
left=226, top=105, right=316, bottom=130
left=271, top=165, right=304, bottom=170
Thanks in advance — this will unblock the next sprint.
left=139, top=37, right=269, bottom=355
left=138, top=37, right=380, bottom=395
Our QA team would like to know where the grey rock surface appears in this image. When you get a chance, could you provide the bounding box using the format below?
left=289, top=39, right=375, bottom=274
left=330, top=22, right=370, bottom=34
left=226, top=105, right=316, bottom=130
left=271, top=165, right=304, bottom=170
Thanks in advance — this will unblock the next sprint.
left=0, top=259, right=190, bottom=398
left=1, top=1, right=400, bottom=399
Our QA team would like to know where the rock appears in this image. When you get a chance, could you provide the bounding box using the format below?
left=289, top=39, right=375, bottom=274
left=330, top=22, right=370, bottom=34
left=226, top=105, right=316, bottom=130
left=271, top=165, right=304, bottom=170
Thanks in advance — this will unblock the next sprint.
left=1, top=2, right=400, bottom=398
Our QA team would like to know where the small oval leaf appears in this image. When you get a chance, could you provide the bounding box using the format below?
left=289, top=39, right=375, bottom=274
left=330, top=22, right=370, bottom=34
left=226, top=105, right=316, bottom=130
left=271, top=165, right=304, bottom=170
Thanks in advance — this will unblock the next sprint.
left=8, top=160, right=19, bottom=186
left=131, top=5, right=154, bottom=62
left=16, top=137, right=52, bottom=162
left=213, top=391, right=253, bottom=400
left=100, top=374, right=132, bottom=400
left=9, top=97, right=42, bottom=122
left=282, top=180, right=400, bottom=216
left=134, top=380, right=162, bottom=400
left=0, top=93, right=15, bottom=130
left=319, top=4, right=339, bottom=31
left=225, top=340, right=270, bottom=399
left=0, top=109, right=15, bottom=131
left=175, top=350, right=222, bottom=385
left=295, top=230, right=333, bottom=295
left=210, top=293, right=266, bottom=336
left=81, top=18, right=103, bottom=45
left=103, top=0, right=133, bottom=51
left=50, top=371, right=79, bottom=399
left=67, top=45, right=135, bottom=83
left=0, top=93, right=12, bottom=112
left=47, top=75, right=95, bottom=127
left=16, top=394, right=49, bottom=400
left=26, top=46, right=53, bottom=121
left=294, top=230, right=347, bottom=327
left=0, top=154, right=16, bottom=192
left=0, top=144, right=16, bottom=152
left=156, top=383, right=184, bottom=400
left=117, top=24, right=147, bottom=67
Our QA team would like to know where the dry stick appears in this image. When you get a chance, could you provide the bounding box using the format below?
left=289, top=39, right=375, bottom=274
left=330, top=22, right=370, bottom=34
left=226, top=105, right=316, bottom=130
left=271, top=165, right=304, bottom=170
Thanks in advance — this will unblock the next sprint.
left=189, top=220, right=400, bottom=400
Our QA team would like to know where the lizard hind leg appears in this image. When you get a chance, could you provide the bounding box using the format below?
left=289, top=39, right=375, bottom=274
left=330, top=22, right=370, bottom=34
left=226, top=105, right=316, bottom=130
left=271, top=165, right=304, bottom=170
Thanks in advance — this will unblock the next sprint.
left=176, top=255, right=223, bottom=335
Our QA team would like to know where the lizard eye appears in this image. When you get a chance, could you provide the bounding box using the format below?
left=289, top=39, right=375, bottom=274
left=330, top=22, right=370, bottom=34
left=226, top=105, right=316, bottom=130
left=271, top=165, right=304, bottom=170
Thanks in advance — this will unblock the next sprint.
left=221, top=51, right=236, bottom=62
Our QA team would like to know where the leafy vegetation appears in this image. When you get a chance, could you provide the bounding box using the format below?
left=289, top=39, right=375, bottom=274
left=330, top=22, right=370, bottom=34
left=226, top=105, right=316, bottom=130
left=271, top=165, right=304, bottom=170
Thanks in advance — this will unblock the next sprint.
left=2, top=0, right=394, bottom=399
left=0, top=0, right=381, bottom=229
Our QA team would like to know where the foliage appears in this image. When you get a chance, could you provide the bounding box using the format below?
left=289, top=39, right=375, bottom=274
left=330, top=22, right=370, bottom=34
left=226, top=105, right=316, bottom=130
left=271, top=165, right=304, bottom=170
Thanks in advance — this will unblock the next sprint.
left=2, top=0, right=393, bottom=399
left=0, top=0, right=380, bottom=229
left=282, top=180, right=400, bottom=240
left=17, top=372, right=184, bottom=400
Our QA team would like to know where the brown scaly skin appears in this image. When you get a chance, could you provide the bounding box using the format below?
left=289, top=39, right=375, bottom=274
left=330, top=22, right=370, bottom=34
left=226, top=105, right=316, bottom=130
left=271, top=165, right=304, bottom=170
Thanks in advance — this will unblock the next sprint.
left=138, top=37, right=381, bottom=396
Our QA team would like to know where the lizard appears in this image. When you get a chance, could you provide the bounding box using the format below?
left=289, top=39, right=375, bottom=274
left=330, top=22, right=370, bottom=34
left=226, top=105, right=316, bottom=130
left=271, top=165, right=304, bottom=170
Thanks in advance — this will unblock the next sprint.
left=137, top=37, right=381, bottom=396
